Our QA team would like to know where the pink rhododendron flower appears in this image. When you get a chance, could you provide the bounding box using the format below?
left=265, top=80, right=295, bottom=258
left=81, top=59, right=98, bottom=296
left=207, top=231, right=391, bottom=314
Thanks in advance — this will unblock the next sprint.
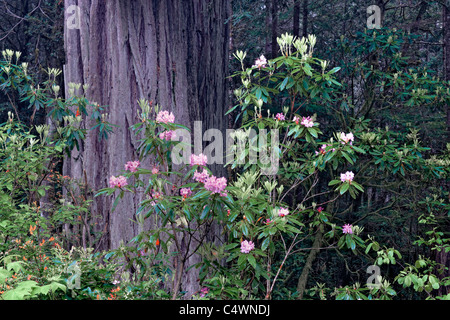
left=190, top=153, right=208, bottom=166
left=315, top=144, right=328, bottom=155
left=340, top=171, right=355, bottom=183
left=194, top=169, right=210, bottom=183
left=278, top=207, right=289, bottom=217
left=109, top=176, right=128, bottom=188
left=159, top=130, right=176, bottom=141
left=315, top=144, right=336, bottom=155
left=253, top=55, right=267, bottom=69
left=152, top=167, right=159, bottom=175
left=124, top=161, right=140, bottom=173
left=317, top=207, right=324, bottom=213
left=293, top=116, right=300, bottom=125
left=301, top=116, right=314, bottom=128
left=275, top=113, right=285, bottom=121
left=204, top=176, right=228, bottom=196
left=199, top=287, right=209, bottom=298
left=156, top=110, right=175, bottom=124
left=240, top=240, right=255, bottom=253
left=147, top=189, right=162, bottom=206
left=180, top=188, right=192, bottom=198
left=151, top=189, right=162, bottom=199
left=339, top=132, right=354, bottom=145
left=342, top=224, right=353, bottom=234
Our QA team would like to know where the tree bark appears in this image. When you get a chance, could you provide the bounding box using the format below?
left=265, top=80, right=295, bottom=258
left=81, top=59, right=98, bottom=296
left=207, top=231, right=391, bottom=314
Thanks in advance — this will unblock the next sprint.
left=293, top=0, right=300, bottom=38
left=444, top=2, right=450, bottom=140
left=63, top=0, right=230, bottom=297
left=296, top=224, right=323, bottom=300
left=271, top=0, right=278, bottom=58
left=302, top=0, right=308, bottom=38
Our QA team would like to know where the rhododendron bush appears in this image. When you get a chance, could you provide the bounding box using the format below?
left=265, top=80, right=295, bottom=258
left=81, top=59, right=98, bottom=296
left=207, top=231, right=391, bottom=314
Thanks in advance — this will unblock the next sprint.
left=0, top=31, right=449, bottom=301
left=94, top=33, right=449, bottom=300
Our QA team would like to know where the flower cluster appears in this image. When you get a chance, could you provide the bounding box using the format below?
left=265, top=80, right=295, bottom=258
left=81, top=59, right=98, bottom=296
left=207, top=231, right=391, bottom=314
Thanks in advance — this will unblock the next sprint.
left=191, top=154, right=227, bottom=196
left=300, top=116, right=314, bottom=128
left=194, top=169, right=210, bottom=183
left=240, top=240, right=255, bottom=254
left=199, top=287, right=209, bottom=298
left=109, top=176, right=128, bottom=188
left=316, top=144, right=327, bottom=155
left=156, top=110, right=175, bottom=124
left=342, top=224, right=353, bottom=234
left=278, top=207, right=290, bottom=217
left=180, top=188, right=192, bottom=198
left=275, top=113, right=285, bottom=121
left=147, top=189, right=162, bottom=206
left=252, top=55, right=267, bottom=69
left=293, top=116, right=315, bottom=127
left=159, top=130, right=176, bottom=141
left=339, top=132, right=354, bottom=145
left=190, top=153, right=208, bottom=166
left=340, top=171, right=355, bottom=183
left=204, top=176, right=228, bottom=197
left=124, top=160, right=140, bottom=173
left=315, top=144, right=336, bottom=155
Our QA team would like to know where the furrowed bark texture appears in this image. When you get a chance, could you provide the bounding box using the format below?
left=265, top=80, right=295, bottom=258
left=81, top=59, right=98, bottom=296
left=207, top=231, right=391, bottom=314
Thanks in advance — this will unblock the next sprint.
left=63, top=0, right=230, bottom=296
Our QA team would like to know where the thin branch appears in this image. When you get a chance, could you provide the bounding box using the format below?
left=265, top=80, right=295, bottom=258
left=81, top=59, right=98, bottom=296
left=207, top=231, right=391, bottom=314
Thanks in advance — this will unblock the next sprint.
left=0, top=0, right=42, bottom=41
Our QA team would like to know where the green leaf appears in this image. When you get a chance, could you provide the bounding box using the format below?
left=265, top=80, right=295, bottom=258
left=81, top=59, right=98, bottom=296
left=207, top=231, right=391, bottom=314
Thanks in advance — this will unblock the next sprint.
left=328, top=179, right=341, bottom=186
left=280, top=77, right=289, bottom=91
left=37, top=188, right=46, bottom=197
left=50, top=281, right=67, bottom=293
left=341, top=151, right=354, bottom=164
left=200, top=205, right=210, bottom=220
left=340, top=183, right=350, bottom=194
left=237, top=254, right=247, bottom=266
left=247, top=255, right=257, bottom=269
left=7, top=261, right=25, bottom=273
left=303, top=64, right=312, bottom=76
left=328, top=67, right=341, bottom=74
left=111, top=194, right=121, bottom=213
left=0, top=268, right=11, bottom=283
left=352, top=182, right=364, bottom=192
left=346, top=235, right=356, bottom=250
left=37, top=284, right=51, bottom=295
left=224, top=243, right=239, bottom=250
left=261, top=237, right=270, bottom=251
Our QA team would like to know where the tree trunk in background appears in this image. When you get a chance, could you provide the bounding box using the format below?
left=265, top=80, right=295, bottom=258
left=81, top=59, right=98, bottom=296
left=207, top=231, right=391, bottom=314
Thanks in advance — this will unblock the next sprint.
left=293, top=0, right=300, bottom=38
left=63, top=0, right=230, bottom=297
left=296, top=224, right=323, bottom=299
left=265, top=0, right=271, bottom=54
left=302, top=0, right=308, bottom=37
left=444, top=2, right=450, bottom=141
left=271, top=0, right=278, bottom=58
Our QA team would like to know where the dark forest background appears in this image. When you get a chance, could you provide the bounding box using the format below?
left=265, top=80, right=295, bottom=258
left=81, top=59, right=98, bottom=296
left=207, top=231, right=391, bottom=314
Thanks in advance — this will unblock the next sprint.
left=0, top=0, right=449, bottom=300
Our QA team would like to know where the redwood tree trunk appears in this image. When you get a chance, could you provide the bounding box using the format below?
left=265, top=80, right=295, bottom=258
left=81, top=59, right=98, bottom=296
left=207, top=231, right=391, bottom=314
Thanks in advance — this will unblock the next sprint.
left=271, top=0, right=278, bottom=58
left=293, top=0, right=300, bottom=38
left=63, top=0, right=230, bottom=297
